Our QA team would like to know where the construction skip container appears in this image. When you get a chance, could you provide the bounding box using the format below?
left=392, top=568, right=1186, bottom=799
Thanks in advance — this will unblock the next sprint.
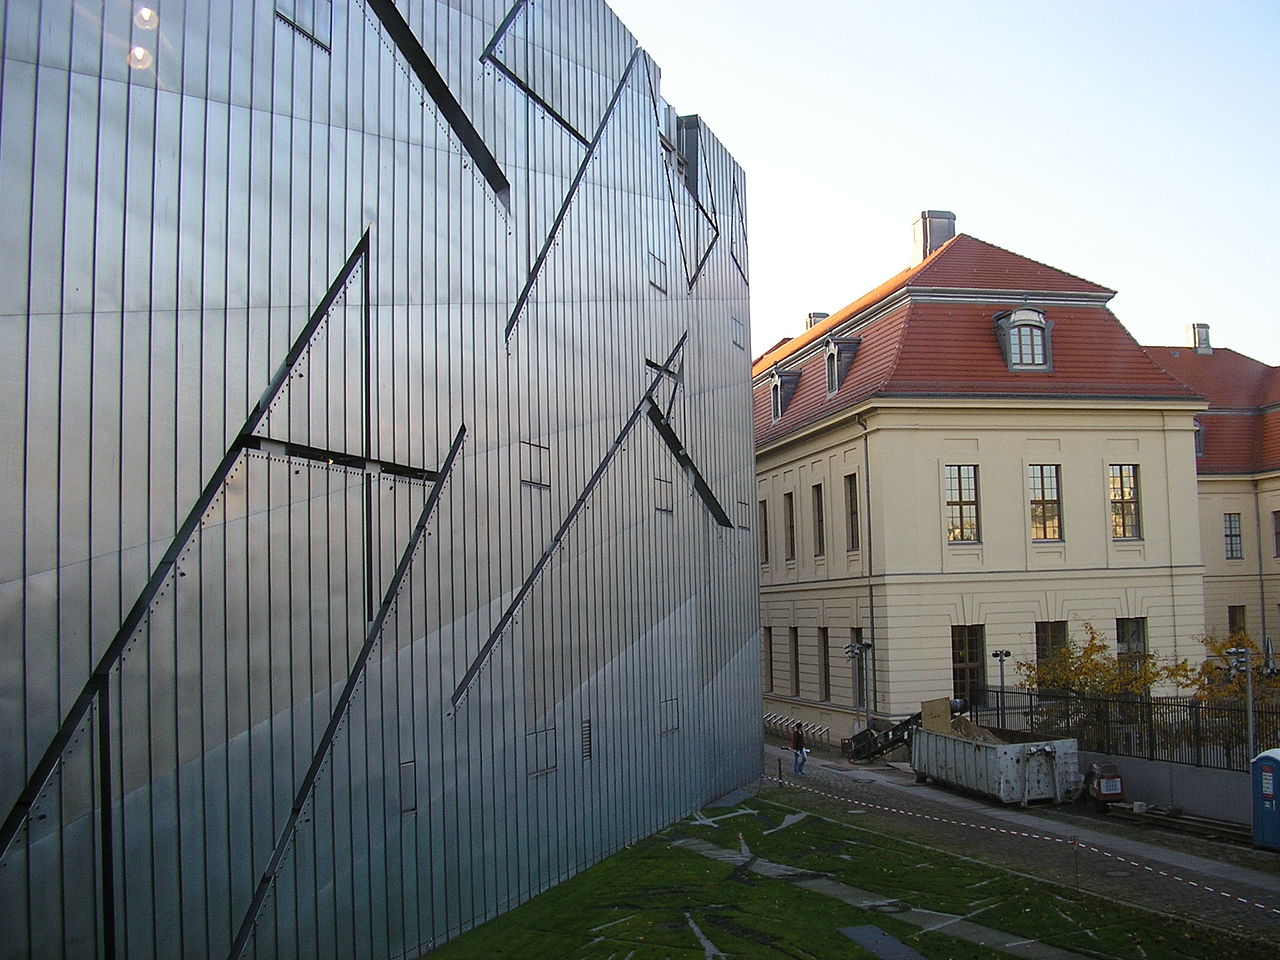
left=911, top=728, right=1084, bottom=805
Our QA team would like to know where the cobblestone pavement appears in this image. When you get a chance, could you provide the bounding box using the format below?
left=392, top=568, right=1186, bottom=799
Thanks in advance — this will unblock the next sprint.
left=761, top=742, right=1280, bottom=946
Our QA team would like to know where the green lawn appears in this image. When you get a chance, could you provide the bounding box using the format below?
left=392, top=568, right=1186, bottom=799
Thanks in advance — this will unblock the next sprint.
left=427, top=787, right=1275, bottom=959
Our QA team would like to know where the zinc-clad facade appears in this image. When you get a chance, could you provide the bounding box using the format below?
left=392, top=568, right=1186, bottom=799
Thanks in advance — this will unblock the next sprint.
left=0, top=1, right=760, bottom=957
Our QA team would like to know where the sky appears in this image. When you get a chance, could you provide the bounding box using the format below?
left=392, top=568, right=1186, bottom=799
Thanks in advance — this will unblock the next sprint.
left=605, top=0, right=1280, bottom=365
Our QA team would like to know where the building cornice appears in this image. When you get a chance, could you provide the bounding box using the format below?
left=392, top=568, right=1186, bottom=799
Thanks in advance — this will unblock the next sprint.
left=756, top=395, right=1206, bottom=458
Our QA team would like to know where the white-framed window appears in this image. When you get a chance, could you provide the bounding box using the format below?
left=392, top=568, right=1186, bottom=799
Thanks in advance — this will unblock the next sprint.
left=823, top=337, right=860, bottom=396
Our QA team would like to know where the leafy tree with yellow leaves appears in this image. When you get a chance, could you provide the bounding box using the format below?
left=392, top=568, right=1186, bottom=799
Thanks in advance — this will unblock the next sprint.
left=1015, top=621, right=1196, bottom=696
left=1194, top=633, right=1280, bottom=705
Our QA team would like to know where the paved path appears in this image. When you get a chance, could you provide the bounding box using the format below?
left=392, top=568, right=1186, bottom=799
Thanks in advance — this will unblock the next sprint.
left=675, top=835, right=1094, bottom=960
left=763, top=743, right=1280, bottom=944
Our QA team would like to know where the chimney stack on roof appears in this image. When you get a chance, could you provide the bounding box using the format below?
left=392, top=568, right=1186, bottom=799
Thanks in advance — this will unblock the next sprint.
left=1187, top=323, right=1212, bottom=354
left=913, top=210, right=956, bottom=262
left=806, top=312, right=830, bottom=329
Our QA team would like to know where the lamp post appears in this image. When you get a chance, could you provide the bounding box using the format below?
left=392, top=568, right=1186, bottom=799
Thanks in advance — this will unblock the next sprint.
left=991, top=650, right=1012, bottom=729
left=1226, top=647, right=1256, bottom=760
left=845, top=640, right=874, bottom=733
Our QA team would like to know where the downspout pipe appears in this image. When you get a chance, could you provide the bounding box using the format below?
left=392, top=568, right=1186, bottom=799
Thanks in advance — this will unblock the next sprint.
left=856, top=414, right=877, bottom=720
left=1255, top=479, right=1270, bottom=668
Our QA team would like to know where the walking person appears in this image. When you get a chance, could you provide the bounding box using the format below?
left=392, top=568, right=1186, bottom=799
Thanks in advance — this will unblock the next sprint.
left=791, top=722, right=808, bottom=776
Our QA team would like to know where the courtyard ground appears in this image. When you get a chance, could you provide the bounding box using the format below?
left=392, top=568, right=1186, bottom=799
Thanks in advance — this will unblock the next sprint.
left=427, top=741, right=1280, bottom=958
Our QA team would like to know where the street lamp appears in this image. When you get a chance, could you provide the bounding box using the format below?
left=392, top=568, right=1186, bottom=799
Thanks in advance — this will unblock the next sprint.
left=991, top=650, right=1012, bottom=729
left=845, top=640, right=874, bottom=733
left=1225, top=647, right=1256, bottom=760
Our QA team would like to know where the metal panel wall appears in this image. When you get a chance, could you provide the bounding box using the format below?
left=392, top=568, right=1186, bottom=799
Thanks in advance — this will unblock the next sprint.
left=0, top=1, right=760, bottom=957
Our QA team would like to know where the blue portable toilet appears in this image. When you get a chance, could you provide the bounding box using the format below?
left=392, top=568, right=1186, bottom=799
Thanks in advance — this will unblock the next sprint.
left=1253, top=748, right=1280, bottom=851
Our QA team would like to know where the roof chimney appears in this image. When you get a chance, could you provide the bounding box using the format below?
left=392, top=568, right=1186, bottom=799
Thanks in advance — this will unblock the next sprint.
left=806, top=312, right=830, bottom=329
left=913, top=210, right=956, bottom=262
left=1187, top=323, right=1212, bottom=354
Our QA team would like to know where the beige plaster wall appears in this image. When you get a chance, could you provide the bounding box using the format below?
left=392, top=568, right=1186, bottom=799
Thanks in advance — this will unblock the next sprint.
left=1198, top=473, right=1280, bottom=647
left=759, top=398, right=1208, bottom=722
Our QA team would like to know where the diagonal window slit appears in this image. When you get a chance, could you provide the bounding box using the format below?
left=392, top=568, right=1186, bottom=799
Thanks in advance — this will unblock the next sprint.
left=643, top=398, right=733, bottom=529
left=504, top=46, right=642, bottom=339
left=365, top=0, right=510, bottom=205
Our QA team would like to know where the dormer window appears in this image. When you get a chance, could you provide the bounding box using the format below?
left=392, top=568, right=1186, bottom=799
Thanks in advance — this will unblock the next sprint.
left=769, top=367, right=801, bottom=421
left=823, top=337, right=861, bottom=396
left=994, top=308, right=1053, bottom=371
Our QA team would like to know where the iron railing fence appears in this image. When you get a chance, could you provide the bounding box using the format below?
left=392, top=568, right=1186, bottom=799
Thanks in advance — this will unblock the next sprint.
left=763, top=713, right=831, bottom=747
left=969, top=688, right=1280, bottom=773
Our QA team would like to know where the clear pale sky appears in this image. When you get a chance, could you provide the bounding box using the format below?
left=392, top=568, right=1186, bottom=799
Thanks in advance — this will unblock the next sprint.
left=606, top=0, right=1280, bottom=365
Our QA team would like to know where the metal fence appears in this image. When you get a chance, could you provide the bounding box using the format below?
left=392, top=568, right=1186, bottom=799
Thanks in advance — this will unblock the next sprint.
left=763, top=713, right=831, bottom=747
left=969, top=689, right=1280, bottom=772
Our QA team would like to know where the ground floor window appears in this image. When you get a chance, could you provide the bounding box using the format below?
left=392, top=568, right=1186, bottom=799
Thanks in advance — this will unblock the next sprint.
left=762, top=627, right=773, bottom=692
left=817, top=627, right=830, bottom=701
left=1228, top=605, right=1247, bottom=637
left=1035, top=620, right=1068, bottom=664
left=851, top=627, right=868, bottom=708
left=951, top=624, right=986, bottom=706
left=1115, top=617, right=1148, bottom=675
left=789, top=627, right=800, bottom=697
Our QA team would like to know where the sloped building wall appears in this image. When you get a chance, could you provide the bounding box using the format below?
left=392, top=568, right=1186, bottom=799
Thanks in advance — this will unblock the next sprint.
left=0, top=1, right=759, bottom=956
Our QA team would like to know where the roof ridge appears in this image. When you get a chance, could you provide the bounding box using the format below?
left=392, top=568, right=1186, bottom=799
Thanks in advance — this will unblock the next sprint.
left=1138, top=346, right=1209, bottom=402
left=750, top=235, right=960, bottom=377
left=924, top=235, right=1114, bottom=294
left=1143, top=344, right=1278, bottom=407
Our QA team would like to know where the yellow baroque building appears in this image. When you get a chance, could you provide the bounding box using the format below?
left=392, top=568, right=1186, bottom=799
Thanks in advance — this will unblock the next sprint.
left=755, top=214, right=1279, bottom=732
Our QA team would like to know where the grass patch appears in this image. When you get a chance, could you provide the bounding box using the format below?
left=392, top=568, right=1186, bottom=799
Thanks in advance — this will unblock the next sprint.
left=427, top=786, right=1275, bottom=959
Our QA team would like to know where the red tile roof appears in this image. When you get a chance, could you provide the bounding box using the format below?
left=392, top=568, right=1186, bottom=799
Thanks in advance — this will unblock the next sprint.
left=755, top=300, right=1198, bottom=447
left=1144, top=347, right=1274, bottom=410
left=1143, top=346, right=1280, bottom=473
left=910, top=236, right=1114, bottom=295
left=752, top=234, right=1113, bottom=377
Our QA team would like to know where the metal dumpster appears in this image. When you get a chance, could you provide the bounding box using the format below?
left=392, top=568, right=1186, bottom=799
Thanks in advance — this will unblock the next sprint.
left=912, top=728, right=1083, bottom=805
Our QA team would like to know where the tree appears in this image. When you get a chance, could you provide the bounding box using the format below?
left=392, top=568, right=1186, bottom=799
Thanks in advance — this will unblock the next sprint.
left=1193, top=633, right=1280, bottom=704
left=1014, top=621, right=1196, bottom=696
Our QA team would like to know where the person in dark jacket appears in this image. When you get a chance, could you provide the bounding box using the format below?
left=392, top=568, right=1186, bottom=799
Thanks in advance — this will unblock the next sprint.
left=791, top=722, right=807, bottom=775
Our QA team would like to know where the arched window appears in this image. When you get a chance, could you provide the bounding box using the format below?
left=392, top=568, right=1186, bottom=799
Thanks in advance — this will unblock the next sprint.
left=769, top=367, right=801, bottom=420
left=1010, top=324, right=1045, bottom=365
left=994, top=308, right=1052, bottom=370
